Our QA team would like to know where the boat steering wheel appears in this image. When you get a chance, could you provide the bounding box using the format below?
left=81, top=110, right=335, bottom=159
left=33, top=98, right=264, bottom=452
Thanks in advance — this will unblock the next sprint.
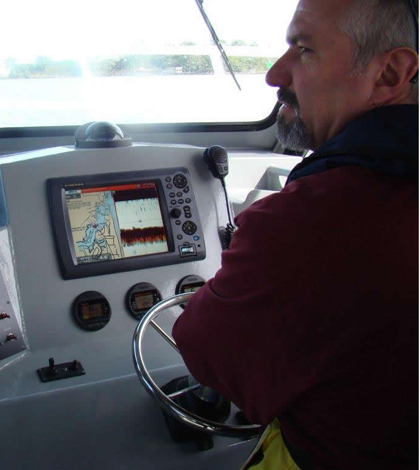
left=132, top=292, right=261, bottom=438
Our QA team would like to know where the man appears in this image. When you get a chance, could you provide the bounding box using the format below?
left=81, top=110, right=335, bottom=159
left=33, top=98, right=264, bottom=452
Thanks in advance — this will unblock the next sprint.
left=173, top=0, right=418, bottom=468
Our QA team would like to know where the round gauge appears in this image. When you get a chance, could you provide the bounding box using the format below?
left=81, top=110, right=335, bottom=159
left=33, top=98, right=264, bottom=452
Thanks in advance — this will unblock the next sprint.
left=175, top=275, right=205, bottom=309
left=72, top=291, right=111, bottom=331
left=126, top=282, right=162, bottom=320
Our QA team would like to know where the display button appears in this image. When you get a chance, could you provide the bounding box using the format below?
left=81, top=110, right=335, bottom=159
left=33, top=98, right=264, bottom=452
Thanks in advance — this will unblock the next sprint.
left=179, top=244, right=197, bottom=257
left=170, top=208, right=182, bottom=218
left=182, top=221, right=197, bottom=235
left=173, top=174, right=188, bottom=188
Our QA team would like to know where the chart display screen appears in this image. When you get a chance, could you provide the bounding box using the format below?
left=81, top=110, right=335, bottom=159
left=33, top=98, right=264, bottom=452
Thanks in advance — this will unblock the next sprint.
left=65, top=182, right=169, bottom=265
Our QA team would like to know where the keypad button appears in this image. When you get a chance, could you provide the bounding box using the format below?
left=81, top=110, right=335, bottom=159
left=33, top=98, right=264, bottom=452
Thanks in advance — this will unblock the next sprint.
left=182, top=221, right=198, bottom=235
left=173, top=174, right=188, bottom=188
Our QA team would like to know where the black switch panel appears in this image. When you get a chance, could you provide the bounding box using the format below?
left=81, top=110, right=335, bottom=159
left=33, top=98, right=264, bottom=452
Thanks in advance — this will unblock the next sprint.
left=37, top=358, right=86, bottom=383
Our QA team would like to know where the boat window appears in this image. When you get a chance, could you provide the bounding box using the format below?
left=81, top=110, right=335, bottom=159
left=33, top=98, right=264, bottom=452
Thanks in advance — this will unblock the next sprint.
left=0, top=0, right=298, bottom=128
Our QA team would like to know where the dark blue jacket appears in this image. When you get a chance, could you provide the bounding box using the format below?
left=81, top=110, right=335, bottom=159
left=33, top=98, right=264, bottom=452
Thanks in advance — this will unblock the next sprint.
left=287, top=105, right=418, bottom=184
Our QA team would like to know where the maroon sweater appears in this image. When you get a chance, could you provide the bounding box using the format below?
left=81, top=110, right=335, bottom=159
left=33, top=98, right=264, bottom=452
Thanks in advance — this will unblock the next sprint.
left=173, top=167, right=418, bottom=469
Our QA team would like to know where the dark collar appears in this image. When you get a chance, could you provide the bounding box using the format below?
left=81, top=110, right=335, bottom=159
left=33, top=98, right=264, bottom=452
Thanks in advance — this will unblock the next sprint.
left=287, top=105, right=419, bottom=184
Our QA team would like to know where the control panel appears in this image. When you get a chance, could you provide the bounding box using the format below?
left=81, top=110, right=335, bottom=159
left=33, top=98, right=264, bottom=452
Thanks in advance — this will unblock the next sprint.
left=48, top=167, right=206, bottom=279
left=162, top=170, right=205, bottom=260
left=0, top=144, right=224, bottom=354
left=0, top=269, right=26, bottom=362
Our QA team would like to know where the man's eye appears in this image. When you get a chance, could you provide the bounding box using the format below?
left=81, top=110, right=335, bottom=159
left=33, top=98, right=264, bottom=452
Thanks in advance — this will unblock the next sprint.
left=298, top=46, right=311, bottom=55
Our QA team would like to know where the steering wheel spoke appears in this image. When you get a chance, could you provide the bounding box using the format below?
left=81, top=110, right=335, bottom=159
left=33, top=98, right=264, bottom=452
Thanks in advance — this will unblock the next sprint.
left=167, top=382, right=202, bottom=399
left=150, top=320, right=180, bottom=354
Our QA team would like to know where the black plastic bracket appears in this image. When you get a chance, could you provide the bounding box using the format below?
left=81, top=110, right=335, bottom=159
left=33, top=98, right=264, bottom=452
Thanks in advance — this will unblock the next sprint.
left=37, top=358, right=85, bottom=383
left=160, top=375, right=231, bottom=451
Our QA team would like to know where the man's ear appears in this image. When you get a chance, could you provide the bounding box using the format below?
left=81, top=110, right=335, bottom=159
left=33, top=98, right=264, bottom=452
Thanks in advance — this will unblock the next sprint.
left=372, top=47, right=418, bottom=103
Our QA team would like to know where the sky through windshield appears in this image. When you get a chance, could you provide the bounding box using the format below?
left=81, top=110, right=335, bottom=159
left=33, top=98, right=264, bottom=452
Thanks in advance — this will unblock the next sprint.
left=0, top=0, right=299, bottom=127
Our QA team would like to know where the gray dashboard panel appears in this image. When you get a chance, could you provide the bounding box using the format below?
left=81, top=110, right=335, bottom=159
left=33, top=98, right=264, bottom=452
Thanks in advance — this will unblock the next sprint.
left=0, top=143, right=264, bottom=469
left=0, top=144, right=224, bottom=356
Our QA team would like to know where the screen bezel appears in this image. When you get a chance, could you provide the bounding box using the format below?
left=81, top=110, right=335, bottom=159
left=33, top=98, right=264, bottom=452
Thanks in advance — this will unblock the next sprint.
left=48, top=170, right=177, bottom=279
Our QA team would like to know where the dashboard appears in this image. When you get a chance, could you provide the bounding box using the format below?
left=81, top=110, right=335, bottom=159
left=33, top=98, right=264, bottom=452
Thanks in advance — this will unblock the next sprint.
left=0, top=141, right=300, bottom=469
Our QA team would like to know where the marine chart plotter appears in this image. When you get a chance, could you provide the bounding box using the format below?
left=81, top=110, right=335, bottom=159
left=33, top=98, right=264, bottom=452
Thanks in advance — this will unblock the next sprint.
left=48, top=168, right=206, bottom=279
left=66, top=182, right=169, bottom=265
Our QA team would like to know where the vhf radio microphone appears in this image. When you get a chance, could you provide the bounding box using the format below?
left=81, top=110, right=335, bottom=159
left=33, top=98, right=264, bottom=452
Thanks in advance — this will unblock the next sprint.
left=203, top=145, right=235, bottom=250
left=203, top=145, right=229, bottom=180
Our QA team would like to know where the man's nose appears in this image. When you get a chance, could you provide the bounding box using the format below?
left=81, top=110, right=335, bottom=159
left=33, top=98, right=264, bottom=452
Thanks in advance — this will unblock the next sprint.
left=265, top=53, right=292, bottom=88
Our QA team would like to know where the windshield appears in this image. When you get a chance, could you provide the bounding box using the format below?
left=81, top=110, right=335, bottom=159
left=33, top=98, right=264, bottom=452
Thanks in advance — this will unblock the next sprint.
left=0, top=0, right=298, bottom=128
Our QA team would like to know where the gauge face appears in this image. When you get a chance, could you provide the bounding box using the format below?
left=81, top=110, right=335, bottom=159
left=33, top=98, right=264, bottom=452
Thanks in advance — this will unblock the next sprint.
left=133, top=292, right=155, bottom=311
left=126, top=283, right=162, bottom=320
left=73, top=291, right=111, bottom=331
left=80, top=302, right=104, bottom=320
left=180, top=282, right=204, bottom=294
left=175, top=275, right=205, bottom=309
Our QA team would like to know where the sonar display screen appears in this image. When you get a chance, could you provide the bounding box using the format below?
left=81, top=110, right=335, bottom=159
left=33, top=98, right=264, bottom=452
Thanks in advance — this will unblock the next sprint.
left=65, top=182, right=169, bottom=265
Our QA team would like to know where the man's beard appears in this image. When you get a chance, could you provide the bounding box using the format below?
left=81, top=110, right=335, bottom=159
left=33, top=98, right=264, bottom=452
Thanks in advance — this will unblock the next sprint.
left=276, top=89, right=313, bottom=151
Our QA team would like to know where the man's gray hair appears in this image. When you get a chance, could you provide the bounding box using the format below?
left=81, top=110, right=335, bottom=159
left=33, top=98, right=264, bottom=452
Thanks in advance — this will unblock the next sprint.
left=339, top=0, right=418, bottom=100
left=339, top=0, right=417, bottom=69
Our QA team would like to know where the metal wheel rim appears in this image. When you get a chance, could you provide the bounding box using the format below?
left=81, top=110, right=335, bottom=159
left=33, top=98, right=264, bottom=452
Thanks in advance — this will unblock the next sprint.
left=132, top=292, right=261, bottom=437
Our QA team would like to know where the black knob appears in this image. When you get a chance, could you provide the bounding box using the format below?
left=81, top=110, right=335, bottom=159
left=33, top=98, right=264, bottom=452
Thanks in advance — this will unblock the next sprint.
left=69, top=360, right=80, bottom=371
left=48, top=357, right=58, bottom=376
left=170, top=208, right=182, bottom=219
